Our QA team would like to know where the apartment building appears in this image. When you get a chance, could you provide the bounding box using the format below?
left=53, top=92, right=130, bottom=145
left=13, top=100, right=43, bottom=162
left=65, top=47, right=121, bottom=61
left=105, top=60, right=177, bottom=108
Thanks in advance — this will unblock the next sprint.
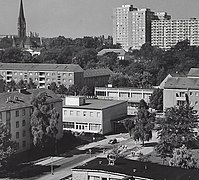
left=0, top=88, right=63, bottom=153
left=0, top=63, right=84, bottom=89
left=163, top=77, right=199, bottom=112
left=95, top=87, right=154, bottom=115
left=62, top=96, right=127, bottom=134
left=113, top=5, right=161, bottom=50
left=151, top=18, right=199, bottom=49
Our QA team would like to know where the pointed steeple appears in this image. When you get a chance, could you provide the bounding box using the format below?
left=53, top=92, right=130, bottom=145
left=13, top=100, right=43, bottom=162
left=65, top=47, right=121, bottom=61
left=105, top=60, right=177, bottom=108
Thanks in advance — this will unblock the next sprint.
left=18, top=0, right=26, bottom=38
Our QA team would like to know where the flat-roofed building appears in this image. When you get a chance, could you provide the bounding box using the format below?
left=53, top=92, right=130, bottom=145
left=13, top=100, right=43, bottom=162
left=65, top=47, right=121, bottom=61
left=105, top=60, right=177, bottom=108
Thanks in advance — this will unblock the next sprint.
left=152, top=18, right=199, bottom=49
left=95, top=87, right=154, bottom=115
left=62, top=96, right=127, bottom=134
left=163, top=77, right=199, bottom=112
left=84, top=68, right=113, bottom=91
left=97, top=49, right=126, bottom=60
left=0, top=63, right=84, bottom=89
left=0, top=88, right=63, bottom=153
left=72, top=157, right=199, bottom=180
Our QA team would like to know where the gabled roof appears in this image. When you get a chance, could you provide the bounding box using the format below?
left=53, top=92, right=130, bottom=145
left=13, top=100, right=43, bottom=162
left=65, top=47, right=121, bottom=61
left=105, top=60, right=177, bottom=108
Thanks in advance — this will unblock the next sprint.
left=73, top=157, right=199, bottom=180
left=0, top=63, right=84, bottom=73
left=97, top=49, right=126, bottom=56
left=0, top=89, right=62, bottom=112
left=187, top=68, right=199, bottom=77
left=84, top=68, right=113, bottom=78
left=164, top=77, right=199, bottom=89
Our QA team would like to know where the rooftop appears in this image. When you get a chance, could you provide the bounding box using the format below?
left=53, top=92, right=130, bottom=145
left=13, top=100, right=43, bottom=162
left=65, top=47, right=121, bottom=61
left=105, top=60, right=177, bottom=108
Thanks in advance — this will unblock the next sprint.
left=63, top=98, right=126, bottom=110
left=164, top=77, right=199, bottom=89
left=73, top=157, right=199, bottom=180
left=84, top=68, right=113, bottom=78
left=0, top=63, right=83, bottom=72
left=97, top=49, right=126, bottom=56
left=188, top=68, right=199, bottom=77
left=0, top=88, right=62, bottom=112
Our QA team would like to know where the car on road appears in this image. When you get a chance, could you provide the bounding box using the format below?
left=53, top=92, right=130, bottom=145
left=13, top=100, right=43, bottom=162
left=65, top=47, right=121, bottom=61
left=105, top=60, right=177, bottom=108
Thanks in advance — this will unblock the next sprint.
left=108, top=138, right=118, bottom=144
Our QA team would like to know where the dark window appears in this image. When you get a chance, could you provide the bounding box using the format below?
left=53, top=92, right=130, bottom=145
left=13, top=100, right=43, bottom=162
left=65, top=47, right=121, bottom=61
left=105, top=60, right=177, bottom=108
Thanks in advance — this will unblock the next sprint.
left=22, top=120, right=26, bottom=126
left=16, top=132, right=19, bottom=139
left=16, top=121, right=19, bottom=128
left=16, top=110, right=19, bottom=117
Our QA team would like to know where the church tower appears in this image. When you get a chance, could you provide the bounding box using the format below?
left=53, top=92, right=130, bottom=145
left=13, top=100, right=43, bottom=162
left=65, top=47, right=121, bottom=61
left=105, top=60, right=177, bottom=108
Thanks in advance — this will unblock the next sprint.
left=18, top=0, right=26, bottom=38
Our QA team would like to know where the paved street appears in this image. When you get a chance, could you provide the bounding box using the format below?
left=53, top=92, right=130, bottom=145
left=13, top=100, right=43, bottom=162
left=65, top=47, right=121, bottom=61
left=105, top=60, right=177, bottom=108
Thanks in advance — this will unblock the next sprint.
left=30, top=132, right=158, bottom=180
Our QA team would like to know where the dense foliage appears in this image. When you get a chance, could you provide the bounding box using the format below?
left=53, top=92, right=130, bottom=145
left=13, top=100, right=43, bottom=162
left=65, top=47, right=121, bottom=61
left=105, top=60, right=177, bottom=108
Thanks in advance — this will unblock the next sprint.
left=131, top=99, right=155, bottom=145
left=155, top=104, right=198, bottom=160
left=0, top=121, right=16, bottom=168
left=30, top=92, right=60, bottom=154
left=1, top=37, right=199, bottom=88
left=149, top=89, right=163, bottom=111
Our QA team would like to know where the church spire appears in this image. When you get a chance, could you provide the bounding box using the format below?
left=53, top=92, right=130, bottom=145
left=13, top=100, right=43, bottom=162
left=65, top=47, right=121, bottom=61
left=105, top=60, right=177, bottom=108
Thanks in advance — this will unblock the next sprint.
left=18, top=0, right=26, bottom=38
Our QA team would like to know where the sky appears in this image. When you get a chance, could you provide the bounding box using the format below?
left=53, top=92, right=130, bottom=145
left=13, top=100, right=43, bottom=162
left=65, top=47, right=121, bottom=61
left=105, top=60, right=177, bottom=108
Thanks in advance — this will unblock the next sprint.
left=0, top=0, right=199, bottom=38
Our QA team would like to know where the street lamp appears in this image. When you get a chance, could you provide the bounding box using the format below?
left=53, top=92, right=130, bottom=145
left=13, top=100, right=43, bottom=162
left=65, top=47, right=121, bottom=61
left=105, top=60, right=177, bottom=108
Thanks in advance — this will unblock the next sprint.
left=51, top=156, right=54, bottom=175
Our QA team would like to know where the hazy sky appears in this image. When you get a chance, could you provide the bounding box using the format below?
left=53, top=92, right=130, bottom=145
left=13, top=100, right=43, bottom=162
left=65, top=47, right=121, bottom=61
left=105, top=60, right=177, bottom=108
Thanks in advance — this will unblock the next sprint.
left=0, top=0, right=199, bottom=38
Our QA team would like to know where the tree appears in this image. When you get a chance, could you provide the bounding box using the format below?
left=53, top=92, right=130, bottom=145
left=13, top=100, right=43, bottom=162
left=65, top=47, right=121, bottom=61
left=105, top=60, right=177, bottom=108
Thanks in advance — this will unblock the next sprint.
left=30, top=92, right=59, bottom=154
left=123, top=118, right=135, bottom=137
left=79, top=86, right=90, bottom=96
left=17, top=79, right=27, bottom=89
left=48, top=82, right=58, bottom=93
left=155, top=104, right=198, bottom=160
left=0, top=121, right=16, bottom=168
left=27, top=78, right=37, bottom=89
left=132, top=99, right=155, bottom=145
left=149, top=89, right=163, bottom=111
left=169, top=145, right=197, bottom=169
left=5, top=79, right=17, bottom=92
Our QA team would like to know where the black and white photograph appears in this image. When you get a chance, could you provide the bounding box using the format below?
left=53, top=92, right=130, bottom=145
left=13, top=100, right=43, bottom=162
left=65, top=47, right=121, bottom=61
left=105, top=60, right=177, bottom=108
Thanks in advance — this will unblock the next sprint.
left=0, top=0, right=199, bottom=179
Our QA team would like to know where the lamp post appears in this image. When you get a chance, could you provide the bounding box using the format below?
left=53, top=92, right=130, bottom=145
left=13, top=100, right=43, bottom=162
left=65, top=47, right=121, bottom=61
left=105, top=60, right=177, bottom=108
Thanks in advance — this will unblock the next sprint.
left=51, top=156, right=54, bottom=175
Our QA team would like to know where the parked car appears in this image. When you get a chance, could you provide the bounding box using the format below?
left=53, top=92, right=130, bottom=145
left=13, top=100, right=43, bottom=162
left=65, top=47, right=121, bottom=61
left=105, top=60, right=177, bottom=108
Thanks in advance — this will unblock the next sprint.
left=108, top=138, right=118, bottom=144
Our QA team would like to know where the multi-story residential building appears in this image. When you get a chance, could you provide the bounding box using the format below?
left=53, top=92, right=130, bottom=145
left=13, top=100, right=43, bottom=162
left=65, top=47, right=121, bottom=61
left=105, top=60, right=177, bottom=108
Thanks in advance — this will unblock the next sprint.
left=84, top=68, right=113, bottom=91
left=163, top=77, right=199, bottom=112
left=95, top=87, right=154, bottom=115
left=0, top=88, right=63, bottom=153
left=72, top=157, right=199, bottom=180
left=0, top=75, right=3, bottom=93
left=0, top=63, right=84, bottom=89
left=151, top=18, right=199, bottom=49
left=62, top=96, right=127, bottom=134
left=113, top=5, right=159, bottom=50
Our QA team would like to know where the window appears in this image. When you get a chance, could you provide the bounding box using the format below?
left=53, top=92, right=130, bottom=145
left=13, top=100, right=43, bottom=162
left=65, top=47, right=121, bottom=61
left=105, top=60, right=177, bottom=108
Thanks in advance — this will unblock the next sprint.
left=16, top=132, right=19, bottom=139
left=195, top=101, right=198, bottom=105
left=20, top=72, right=23, bottom=76
left=22, top=109, right=25, bottom=116
left=88, top=176, right=100, bottom=180
left=22, top=141, right=26, bottom=148
left=196, top=92, right=199, bottom=96
left=29, top=72, right=33, bottom=76
left=22, top=120, right=26, bottom=126
left=69, top=73, right=72, bottom=76
left=76, top=123, right=88, bottom=130
left=83, top=111, right=87, bottom=116
left=89, top=124, right=101, bottom=131
left=64, top=110, right=67, bottom=115
left=90, top=112, right=94, bottom=117
left=97, top=112, right=101, bottom=117
left=69, top=79, right=72, bottom=83
left=22, top=130, right=26, bottom=137
left=63, top=73, right=66, bottom=76
left=0, top=112, right=2, bottom=120
left=16, top=121, right=19, bottom=128
left=14, top=72, right=18, bottom=75
left=76, top=111, right=80, bottom=116
left=70, top=111, right=73, bottom=115
left=63, top=122, right=74, bottom=129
